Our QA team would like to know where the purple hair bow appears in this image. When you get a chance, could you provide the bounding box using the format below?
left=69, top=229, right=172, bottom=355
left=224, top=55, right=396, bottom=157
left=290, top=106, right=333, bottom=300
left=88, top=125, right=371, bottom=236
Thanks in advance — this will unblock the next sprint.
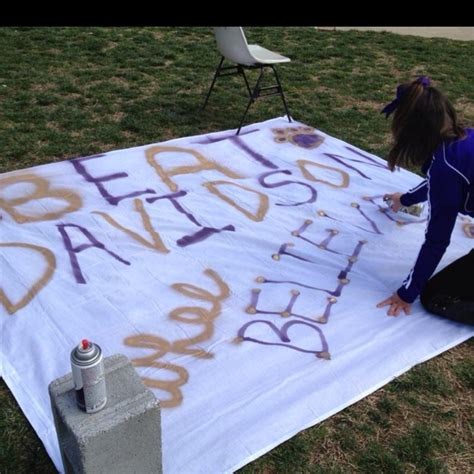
left=381, top=76, right=431, bottom=118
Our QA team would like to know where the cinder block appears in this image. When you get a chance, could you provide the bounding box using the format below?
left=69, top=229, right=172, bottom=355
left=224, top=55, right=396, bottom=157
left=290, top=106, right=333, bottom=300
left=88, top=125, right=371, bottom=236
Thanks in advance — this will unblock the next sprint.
left=49, top=354, right=162, bottom=474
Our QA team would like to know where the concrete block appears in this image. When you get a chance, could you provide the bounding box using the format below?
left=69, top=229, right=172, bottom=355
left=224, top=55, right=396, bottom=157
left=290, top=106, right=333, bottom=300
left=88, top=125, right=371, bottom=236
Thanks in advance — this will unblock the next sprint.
left=49, top=354, right=162, bottom=474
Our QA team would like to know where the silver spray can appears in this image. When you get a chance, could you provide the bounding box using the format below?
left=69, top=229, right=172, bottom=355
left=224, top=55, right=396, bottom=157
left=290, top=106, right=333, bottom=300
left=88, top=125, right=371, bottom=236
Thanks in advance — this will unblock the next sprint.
left=70, top=339, right=107, bottom=413
left=383, top=195, right=425, bottom=217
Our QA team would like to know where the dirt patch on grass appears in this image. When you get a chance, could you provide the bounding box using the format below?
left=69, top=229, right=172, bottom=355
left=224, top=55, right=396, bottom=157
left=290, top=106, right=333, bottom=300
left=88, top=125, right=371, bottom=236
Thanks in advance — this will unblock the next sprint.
left=347, top=97, right=383, bottom=112
left=374, top=51, right=401, bottom=77
left=151, top=30, right=164, bottom=40
left=30, top=83, right=56, bottom=92
left=111, top=111, right=125, bottom=122
left=45, top=122, right=61, bottom=132
left=108, top=76, right=131, bottom=88
left=103, top=41, right=119, bottom=52
left=455, top=98, right=474, bottom=122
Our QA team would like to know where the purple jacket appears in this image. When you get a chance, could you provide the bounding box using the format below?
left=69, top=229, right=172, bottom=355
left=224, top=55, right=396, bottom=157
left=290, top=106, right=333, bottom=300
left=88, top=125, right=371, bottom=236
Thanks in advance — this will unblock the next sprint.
left=397, top=128, right=474, bottom=303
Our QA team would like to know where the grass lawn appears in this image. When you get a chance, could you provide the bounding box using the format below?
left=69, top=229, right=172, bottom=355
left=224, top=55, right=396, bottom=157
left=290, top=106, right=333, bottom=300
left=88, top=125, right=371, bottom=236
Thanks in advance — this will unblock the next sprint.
left=0, top=26, right=473, bottom=473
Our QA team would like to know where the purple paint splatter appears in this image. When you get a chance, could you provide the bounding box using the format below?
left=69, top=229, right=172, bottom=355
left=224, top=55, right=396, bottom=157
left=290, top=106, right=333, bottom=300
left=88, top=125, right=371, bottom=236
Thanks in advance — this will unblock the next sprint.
left=258, top=170, right=317, bottom=206
left=57, top=223, right=130, bottom=284
left=71, top=154, right=156, bottom=205
left=238, top=319, right=329, bottom=357
left=177, top=225, right=235, bottom=247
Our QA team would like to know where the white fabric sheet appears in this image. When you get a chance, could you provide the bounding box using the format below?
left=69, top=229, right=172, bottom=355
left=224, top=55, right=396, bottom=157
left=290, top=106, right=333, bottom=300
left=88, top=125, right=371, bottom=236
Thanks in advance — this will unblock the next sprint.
left=1, top=117, right=472, bottom=473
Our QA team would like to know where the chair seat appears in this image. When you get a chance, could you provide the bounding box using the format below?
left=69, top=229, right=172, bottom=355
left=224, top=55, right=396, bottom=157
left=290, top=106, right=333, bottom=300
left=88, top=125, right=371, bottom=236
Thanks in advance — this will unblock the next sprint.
left=248, top=44, right=291, bottom=64
left=204, top=27, right=292, bottom=134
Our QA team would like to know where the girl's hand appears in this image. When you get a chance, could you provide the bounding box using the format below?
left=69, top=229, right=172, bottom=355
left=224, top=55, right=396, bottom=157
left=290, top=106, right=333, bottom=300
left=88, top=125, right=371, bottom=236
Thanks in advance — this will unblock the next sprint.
left=383, top=192, right=404, bottom=212
left=376, top=292, right=412, bottom=316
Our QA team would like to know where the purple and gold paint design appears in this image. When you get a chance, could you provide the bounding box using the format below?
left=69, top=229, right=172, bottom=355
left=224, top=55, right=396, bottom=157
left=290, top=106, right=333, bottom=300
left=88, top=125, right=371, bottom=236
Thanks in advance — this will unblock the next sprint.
left=272, top=126, right=325, bottom=150
left=315, top=202, right=382, bottom=235
left=362, top=195, right=427, bottom=227
left=146, top=191, right=235, bottom=247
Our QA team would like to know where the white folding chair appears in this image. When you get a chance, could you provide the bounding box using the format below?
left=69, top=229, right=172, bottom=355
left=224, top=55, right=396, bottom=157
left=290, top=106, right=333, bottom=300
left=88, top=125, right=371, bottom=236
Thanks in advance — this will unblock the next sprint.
left=202, top=27, right=292, bottom=134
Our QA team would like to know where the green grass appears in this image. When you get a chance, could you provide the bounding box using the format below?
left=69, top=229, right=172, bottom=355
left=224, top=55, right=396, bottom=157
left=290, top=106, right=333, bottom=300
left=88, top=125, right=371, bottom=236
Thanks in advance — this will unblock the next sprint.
left=0, top=27, right=473, bottom=473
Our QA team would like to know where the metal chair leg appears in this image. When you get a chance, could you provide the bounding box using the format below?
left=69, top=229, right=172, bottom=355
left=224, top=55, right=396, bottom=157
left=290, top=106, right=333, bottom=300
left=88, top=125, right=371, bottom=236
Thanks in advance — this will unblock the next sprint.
left=270, top=65, right=292, bottom=122
left=239, top=66, right=253, bottom=99
left=236, top=66, right=265, bottom=135
left=206, top=60, right=291, bottom=133
left=202, top=56, right=225, bottom=110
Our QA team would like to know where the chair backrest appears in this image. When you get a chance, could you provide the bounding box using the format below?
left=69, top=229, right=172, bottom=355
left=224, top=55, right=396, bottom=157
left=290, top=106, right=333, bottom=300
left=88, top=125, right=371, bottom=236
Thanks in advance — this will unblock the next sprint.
left=213, top=27, right=257, bottom=66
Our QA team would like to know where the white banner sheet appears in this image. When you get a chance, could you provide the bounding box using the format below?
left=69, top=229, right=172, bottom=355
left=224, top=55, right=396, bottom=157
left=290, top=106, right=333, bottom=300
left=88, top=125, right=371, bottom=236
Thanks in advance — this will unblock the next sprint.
left=1, top=117, right=472, bottom=473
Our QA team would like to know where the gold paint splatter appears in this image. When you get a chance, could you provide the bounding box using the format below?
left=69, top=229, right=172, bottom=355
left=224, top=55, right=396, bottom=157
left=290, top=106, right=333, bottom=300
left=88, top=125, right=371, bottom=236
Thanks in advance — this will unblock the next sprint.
left=145, top=145, right=243, bottom=192
left=92, top=198, right=169, bottom=253
left=463, top=223, right=474, bottom=238
left=0, top=242, right=56, bottom=314
left=317, top=351, right=331, bottom=360
left=123, top=269, right=229, bottom=408
left=0, top=174, right=82, bottom=223
left=297, top=159, right=350, bottom=189
left=203, top=180, right=269, bottom=222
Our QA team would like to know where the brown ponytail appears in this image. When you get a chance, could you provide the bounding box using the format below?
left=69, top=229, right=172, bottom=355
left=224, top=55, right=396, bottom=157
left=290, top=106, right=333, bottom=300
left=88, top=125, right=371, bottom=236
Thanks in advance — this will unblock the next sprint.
left=387, top=80, right=465, bottom=171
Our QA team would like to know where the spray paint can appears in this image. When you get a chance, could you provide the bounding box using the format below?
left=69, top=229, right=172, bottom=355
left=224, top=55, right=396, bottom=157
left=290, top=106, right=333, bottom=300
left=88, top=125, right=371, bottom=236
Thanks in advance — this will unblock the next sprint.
left=383, top=195, right=425, bottom=217
left=70, top=339, right=107, bottom=413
